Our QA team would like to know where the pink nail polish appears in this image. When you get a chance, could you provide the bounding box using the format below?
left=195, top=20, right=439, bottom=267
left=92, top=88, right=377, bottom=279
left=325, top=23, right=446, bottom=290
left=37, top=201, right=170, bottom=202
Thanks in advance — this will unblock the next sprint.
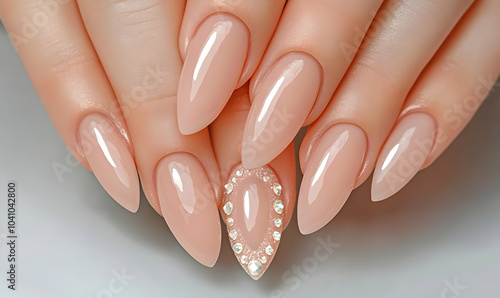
left=298, top=124, right=366, bottom=235
left=156, top=153, right=221, bottom=267
left=177, top=14, right=249, bottom=135
left=78, top=114, right=140, bottom=212
left=242, top=52, right=321, bottom=169
left=372, top=113, right=436, bottom=202
left=221, top=164, right=284, bottom=280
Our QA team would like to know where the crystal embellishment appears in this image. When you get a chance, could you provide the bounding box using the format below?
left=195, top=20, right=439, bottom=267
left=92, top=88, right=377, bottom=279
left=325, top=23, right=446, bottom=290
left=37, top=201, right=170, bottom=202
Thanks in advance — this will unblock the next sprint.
left=263, top=176, right=270, bottom=182
left=241, top=255, right=248, bottom=264
left=272, top=183, right=282, bottom=195
left=274, top=218, right=282, bottom=228
left=260, top=256, right=267, bottom=264
left=227, top=218, right=234, bottom=226
left=273, top=231, right=281, bottom=241
left=224, top=183, right=233, bottom=194
left=265, top=245, right=274, bottom=255
left=223, top=202, right=233, bottom=215
left=236, top=169, right=243, bottom=177
left=233, top=243, right=243, bottom=254
left=248, top=260, right=263, bottom=276
left=273, top=200, right=284, bottom=214
left=229, top=229, right=238, bottom=240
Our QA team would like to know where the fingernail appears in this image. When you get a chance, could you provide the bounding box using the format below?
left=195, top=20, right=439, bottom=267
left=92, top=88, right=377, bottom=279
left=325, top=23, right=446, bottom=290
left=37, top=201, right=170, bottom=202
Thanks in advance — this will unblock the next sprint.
left=372, top=113, right=436, bottom=202
left=156, top=153, right=221, bottom=267
left=298, top=124, right=366, bottom=235
left=78, top=114, right=140, bottom=212
left=242, top=52, right=321, bottom=169
left=177, top=14, right=249, bottom=135
left=221, top=164, right=284, bottom=280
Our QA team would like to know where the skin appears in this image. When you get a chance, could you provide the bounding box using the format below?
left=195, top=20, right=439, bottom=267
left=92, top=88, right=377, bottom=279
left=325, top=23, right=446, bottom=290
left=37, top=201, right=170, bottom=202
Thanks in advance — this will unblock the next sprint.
left=0, top=0, right=499, bottom=268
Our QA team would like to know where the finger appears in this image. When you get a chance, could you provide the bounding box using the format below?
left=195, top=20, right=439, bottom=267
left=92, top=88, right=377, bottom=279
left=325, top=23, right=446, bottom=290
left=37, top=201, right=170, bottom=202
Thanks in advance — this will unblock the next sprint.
left=177, top=0, right=286, bottom=134
left=372, top=0, right=500, bottom=201
left=0, top=0, right=140, bottom=212
left=298, top=0, right=474, bottom=234
left=77, top=0, right=221, bottom=267
left=243, top=0, right=384, bottom=169
left=209, top=84, right=296, bottom=280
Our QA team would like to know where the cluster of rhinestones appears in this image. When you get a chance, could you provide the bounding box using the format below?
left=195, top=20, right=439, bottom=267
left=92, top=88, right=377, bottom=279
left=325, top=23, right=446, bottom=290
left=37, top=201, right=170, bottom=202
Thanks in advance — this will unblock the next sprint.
left=221, top=164, right=284, bottom=278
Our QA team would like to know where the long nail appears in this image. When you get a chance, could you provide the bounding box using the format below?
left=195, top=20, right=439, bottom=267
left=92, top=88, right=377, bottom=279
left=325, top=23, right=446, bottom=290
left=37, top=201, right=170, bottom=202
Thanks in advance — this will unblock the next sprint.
left=298, top=124, right=366, bottom=235
left=242, top=52, right=321, bottom=169
left=177, top=14, right=249, bottom=135
left=372, top=113, right=436, bottom=202
left=78, top=114, right=140, bottom=212
left=221, top=164, right=284, bottom=280
left=156, top=153, right=221, bottom=267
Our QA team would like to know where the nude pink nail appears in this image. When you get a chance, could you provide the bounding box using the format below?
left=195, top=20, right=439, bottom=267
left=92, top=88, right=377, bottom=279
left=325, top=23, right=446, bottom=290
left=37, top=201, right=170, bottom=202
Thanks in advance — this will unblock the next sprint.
left=298, top=124, right=366, bottom=235
left=177, top=14, right=249, bottom=135
left=221, top=164, right=285, bottom=280
left=242, top=52, right=321, bottom=169
left=78, top=114, right=140, bottom=212
left=156, top=153, right=221, bottom=267
left=372, top=113, right=436, bottom=202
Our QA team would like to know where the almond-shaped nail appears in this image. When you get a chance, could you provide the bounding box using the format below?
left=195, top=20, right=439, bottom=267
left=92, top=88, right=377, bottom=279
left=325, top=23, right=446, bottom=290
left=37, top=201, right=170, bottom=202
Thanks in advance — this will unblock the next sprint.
left=78, top=114, right=140, bottom=212
left=156, top=153, right=221, bottom=267
left=298, top=124, right=366, bottom=235
left=221, top=164, right=284, bottom=280
left=178, top=14, right=249, bottom=135
left=372, top=113, right=436, bottom=202
left=242, top=52, right=321, bottom=169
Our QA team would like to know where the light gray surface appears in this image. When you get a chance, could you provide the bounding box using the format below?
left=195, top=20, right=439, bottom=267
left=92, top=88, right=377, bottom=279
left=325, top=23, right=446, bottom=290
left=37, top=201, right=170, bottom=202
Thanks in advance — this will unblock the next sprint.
left=1, top=24, right=499, bottom=298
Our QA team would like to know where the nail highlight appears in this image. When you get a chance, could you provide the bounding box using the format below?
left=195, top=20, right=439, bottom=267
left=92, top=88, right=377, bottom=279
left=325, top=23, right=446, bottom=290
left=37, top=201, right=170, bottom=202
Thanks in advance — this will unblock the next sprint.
left=242, top=52, right=322, bottom=169
left=372, top=113, right=436, bottom=202
left=178, top=14, right=249, bottom=135
left=298, top=124, right=366, bottom=235
left=78, top=114, right=139, bottom=212
left=156, top=153, right=221, bottom=267
left=221, top=164, right=284, bottom=280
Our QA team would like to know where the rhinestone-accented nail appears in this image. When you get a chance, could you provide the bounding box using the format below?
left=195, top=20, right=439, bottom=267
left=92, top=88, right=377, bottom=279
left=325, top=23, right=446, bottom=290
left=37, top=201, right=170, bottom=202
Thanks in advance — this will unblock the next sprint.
left=219, top=164, right=285, bottom=280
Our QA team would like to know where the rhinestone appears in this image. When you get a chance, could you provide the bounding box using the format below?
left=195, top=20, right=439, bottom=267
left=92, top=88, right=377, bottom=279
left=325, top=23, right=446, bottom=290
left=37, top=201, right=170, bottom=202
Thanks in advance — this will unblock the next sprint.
left=224, top=183, right=233, bottom=194
left=233, top=243, right=243, bottom=254
left=248, top=260, right=263, bottom=276
left=273, top=200, right=284, bottom=214
left=273, top=231, right=281, bottom=241
left=265, top=245, right=274, bottom=255
left=260, top=256, right=267, bottom=264
left=223, top=202, right=233, bottom=215
left=274, top=218, right=282, bottom=228
left=227, top=218, right=234, bottom=226
left=240, top=255, right=248, bottom=264
left=272, top=183, right=282, bottom=195
left=263, top=176, right=270, bottom=183
left=236, top=169, right=243, bottom=177
left=232, top=177, right=237, bottom=183
left=229, top=229, right=238, bottom=240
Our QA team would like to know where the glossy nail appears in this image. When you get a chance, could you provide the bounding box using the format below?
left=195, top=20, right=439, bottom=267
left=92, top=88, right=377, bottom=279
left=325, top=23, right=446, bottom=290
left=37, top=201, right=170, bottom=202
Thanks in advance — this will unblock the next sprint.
left=221, top=164, right=284, bottom=280
left=177, top=14, right=249, bottom=135
left=78, top=114, right=139, bottom=212
left=156, top=153, right=221, bottom=267
left=298, top=124, right=366, bottom=235
left=242, top=52, right=321, bottom=169
left=372, top=113, right=436, bottom=202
